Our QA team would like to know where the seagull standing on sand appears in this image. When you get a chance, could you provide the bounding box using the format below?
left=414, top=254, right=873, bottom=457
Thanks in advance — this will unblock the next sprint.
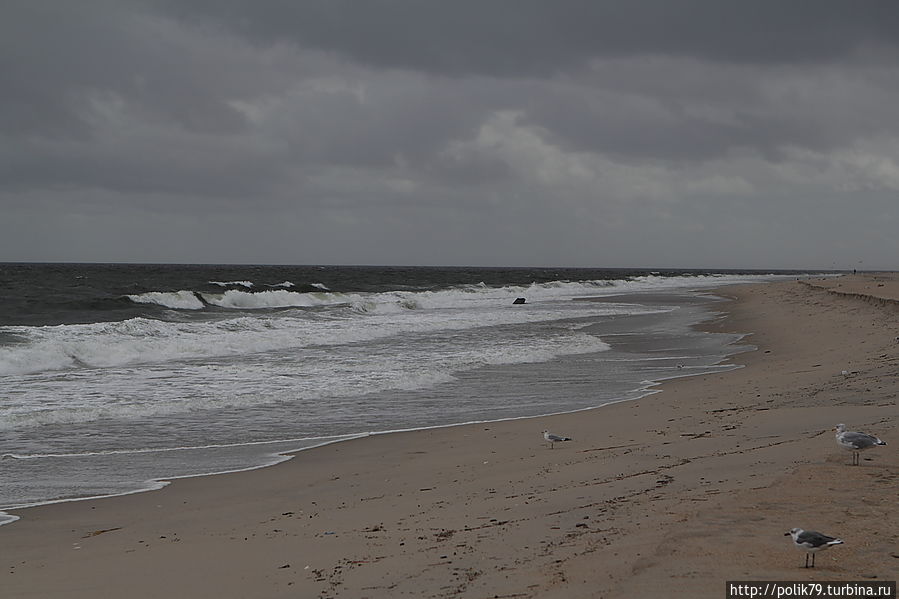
left=785, top=528, right=843, bottom=568
left=834, top=423, right=887, bottom=465
left=542, top=430, right=571, bottom=449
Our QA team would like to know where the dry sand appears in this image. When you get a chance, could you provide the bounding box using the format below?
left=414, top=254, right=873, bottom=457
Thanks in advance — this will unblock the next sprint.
left=2, top=274, right=897, bottom=598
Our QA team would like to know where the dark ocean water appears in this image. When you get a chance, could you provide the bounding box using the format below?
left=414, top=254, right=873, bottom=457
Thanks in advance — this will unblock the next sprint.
left=0, top=263, right=801, bottom=326
left=0, top=264, right=811, bottom=520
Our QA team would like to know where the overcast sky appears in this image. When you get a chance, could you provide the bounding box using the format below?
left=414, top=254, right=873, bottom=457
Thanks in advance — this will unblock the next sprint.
left=2, top=1, right=898, bottom=269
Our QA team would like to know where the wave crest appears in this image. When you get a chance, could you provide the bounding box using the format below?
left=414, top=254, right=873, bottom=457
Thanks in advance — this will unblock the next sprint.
left=201, top=289, right=331, bottom=309
left=127, top=291, right=204, bottom=310
left=209, top=281, right=254, bottom=288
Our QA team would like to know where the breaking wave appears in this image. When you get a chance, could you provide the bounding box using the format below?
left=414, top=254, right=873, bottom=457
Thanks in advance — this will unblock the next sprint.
left=118, top=273, right=778, bottom=313
left=2, top=273, right=779, bottom=378
left=209, top=280, right=254, bottom=288
left=127, top=291, right=204, bottom=310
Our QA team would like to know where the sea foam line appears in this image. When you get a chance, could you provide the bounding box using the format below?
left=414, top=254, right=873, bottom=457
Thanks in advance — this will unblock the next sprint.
left=0, top=433, right=369, bottom=460
left=0, top=356, right=747, bottom=525
left=0, top=433, right=371, bottom=521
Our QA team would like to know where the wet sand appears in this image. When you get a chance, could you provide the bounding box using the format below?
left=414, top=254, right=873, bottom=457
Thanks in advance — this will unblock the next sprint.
left=2, top=274, right=897, bottom=598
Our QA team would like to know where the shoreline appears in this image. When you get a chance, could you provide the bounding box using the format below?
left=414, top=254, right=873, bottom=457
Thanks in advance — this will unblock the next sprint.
left=0, top=288, right=744, bottom=518
left=0, top=345, right=737, bottom=524
left=3, top=274, right=896, bottom=598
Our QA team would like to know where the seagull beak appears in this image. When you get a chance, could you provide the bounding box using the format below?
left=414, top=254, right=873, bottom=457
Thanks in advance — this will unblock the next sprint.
left=784, top=532, right=791, bottom=536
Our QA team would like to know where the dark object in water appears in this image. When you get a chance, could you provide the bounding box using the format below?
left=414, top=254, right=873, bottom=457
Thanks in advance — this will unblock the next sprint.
left=513, top=297, right=526, bottom=304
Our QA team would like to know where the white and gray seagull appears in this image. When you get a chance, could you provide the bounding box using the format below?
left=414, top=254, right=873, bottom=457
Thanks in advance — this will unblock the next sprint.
left=835, top=423, right=887, bottom=465
left=542, top=430, right=572, bottom=449
left=785, top=528, right=843, bottom=568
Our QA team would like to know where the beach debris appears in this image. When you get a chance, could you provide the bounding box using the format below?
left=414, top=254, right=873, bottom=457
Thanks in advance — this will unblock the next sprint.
left=834, top=423, right=887, bottom=465
left=543, top=430, right=572, bottom=449
left=785, top=528, right=843, bottom=568
left=513, top=297, right=526, bottom=304
left=82, top=527, right=122, bottom=538
left=435, top=528, right=455, bottom=540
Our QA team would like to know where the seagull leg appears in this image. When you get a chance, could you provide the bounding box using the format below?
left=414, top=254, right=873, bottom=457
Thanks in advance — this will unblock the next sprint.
left=811, top=553, right=816, bottom=568
left=804, top=553, right=810, bottom=568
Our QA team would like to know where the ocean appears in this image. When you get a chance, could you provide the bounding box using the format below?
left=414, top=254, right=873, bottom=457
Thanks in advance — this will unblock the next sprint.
left=0, top=264, right=805, bottom=523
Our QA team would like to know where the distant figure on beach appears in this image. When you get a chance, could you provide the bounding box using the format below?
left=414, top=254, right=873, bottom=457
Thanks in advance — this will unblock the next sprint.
left=542, top=430, right=571, bottom=449
left=785, top=528, right=843, bottom=568
left=834, top=423, right=887, bottom=465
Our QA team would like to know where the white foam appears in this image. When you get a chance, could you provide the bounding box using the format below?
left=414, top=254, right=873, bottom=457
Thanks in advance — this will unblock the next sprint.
left=0, top=273, right=781, bottom=379
left=209, top=280, right=254, bottom=288
left=0, top=433, right=371, bottom=523
left=134, top=274, right=782, bottom=314
left=0, top=322, right=613, bottom=429
left=127, top=291, right=204, bottom=310
left=201, top=289, right=332, bottom=309
left=1, top=433, right=365, bottom=460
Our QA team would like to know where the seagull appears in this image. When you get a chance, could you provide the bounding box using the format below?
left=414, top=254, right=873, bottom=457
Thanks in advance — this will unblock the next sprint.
left=542, top=430, right=571, bottom=449
left=835, top=423, right=887, bottom=465
left=785, top=528, right=843, bottom=568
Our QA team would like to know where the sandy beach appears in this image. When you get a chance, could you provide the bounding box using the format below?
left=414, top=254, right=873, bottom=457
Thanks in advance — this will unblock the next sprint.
left=2, top=274, right=897, bottom=598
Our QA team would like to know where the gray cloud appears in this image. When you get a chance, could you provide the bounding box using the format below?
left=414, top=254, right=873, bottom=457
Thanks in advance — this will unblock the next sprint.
left=1, top=0, right=897, bottom=268
left=520, top=58, right=899, bottom=162
left=159, top=0, right=899, bottom=73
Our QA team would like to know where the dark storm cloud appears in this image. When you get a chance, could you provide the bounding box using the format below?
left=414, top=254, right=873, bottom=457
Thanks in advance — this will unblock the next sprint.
left=267, top=74, right=492, bottom=168
left=2, top=0, right=897, bottom=267
left=1, top=0, right=287, bottom=140
left=150, top=0, right=899, bottom=164
left=158, top=0, right=899, bottom=75
left=518, top=62, right=899, bottom=163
